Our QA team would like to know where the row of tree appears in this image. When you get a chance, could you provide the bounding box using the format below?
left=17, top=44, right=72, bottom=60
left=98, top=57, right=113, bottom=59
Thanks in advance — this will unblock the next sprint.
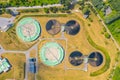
left=44, top=7, right=71, bottom=13
left=91, top=0, right=104, bottom=10
left=0, top=0, right=59, bottom=8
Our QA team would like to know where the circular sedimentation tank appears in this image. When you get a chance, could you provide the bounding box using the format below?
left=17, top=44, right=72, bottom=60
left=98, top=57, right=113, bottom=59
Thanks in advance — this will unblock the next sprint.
left=88, top=52, right=103, bottom=67
left=39, top=42, right=64, bottom=66
left=69, top=51, right=83, bottom=66
left=65, top=20, right=80, bottom=35
left=16, top=17, right=41, bottom=42
left=46, top=19, right=61, bottom=35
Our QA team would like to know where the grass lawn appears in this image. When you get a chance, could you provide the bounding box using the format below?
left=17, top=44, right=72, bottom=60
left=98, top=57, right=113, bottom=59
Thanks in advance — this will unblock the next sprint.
left=112, top=67, right=120, bottom=80
left=87, top=36, right=110, bottom=76
left=75, top=12, right=118, bottom=79
left=108, top=19, right=120, bottom=44
left=34, top=13, right=117, bottom=80
left=0, top=53, right=25, bottom=80
left=0, top=29, right=36, bottom=50
left=0, top=12, right=118, bottom=80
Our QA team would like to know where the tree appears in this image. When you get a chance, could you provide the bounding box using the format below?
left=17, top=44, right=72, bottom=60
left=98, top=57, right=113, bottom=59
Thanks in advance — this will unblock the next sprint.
left=105, top=33, right=111, bottom=39
left=61, top=0, right=72, bottom=10
left=50, top=7, right=58, bottom=13
left=2, top=8, right=6, bottom=13
left=44, top=8, right=49, bottom=13
left=0, top=10, right=2, bottom=14
left=59, top=8, right=65, bottom=13
left=82, top=7, right=90, bottom=14
left=91, top=0, right=104, bottom=10
left=78, top=0, right=84, bottom=6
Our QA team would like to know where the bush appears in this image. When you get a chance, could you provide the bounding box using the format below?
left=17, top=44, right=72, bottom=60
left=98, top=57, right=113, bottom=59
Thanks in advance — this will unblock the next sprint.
left=105, top=33, right=111, bottom=39
left=21, top=9, right=39, bottom=13
left=88, top=17, right=93, bottom=22
left=0, top=10, right=2, bottom=14
left=50, top=7, right=58, bottom=13
left=82, top=7, right=90, bottom=14
left=109, top=0, right=120, bottom=11
left=44, top=8, right=49, bottom=13
left=88, top=24, right=91, bottom=26
left=103, top=27, right=107, bottom=32
left=91, top=0, right=104, bottom=10
left=59, top=8, right=65, bottom=13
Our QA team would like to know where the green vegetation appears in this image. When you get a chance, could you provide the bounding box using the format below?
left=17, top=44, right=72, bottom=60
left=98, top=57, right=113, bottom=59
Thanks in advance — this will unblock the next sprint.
left=49, top=7, right=58, bottom=13
left=88, top=17, right=93, bottom=22
left=44, top=8, right=49, bottom=13
left=87, top=36, right=111, bottom=76
left=108, top=19, right=120, bottom=44
left=91, top=0, right=104, bottom=10
left=90, top=0, right=120, bottom=46
left=82, top=6, right=90, bottom=14
left=105, top=33, right=111, bottom=39
left=112, top=67, right=120, bottom=80
left=91, top=0, right=105, bottom=18
left=20, top=9, right=40, bottom=13
left=60, top=0, right=72, bottom=10
left=78, top=0, right=84, bottom=10
left=104, top=11, right=120, bottom=24
left=103, top=27, right=107, bottom=32
left=91, top=0, right=120, bottom=24
left=109, top=0, right=120, bottom=12
left=17, top=14, right=67, bottom=21
left=3, top=0, right=59, bottom=7
left=112, top=51, right=120, bottom=80
left=102, top=27, right=111, bottom=39
left=104, top=0, right=120, bottom=24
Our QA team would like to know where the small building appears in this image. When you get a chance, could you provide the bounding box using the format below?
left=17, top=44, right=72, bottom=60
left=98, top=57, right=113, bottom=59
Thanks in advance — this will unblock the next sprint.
left=29, top=58, right=36, bottom=73
left=0, top=17, right=13, bottom=32
left=0, top=58, right=12, bottom=74
left=105, top=6, right=112, bottom=16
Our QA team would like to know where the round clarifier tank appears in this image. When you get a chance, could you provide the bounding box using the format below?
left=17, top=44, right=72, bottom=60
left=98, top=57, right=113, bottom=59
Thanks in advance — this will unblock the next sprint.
left=16, top=17, right=41, bottom=42
left=69, top=51, right=83, bottom=66
left=65, top=20, right=80, bottom=35
left=88, top=51, right=103, bottom=67
left=46, top=19, right=61, bottom=35
left=39, top=42, right=64, bottom=66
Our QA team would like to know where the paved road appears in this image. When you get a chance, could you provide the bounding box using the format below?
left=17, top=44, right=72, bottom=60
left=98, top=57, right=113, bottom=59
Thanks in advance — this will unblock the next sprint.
left=34, top=46, right=38, bottom=80
left=6, top=4, right=62, bottom=10
left=10, top=16, right=16, bottom=22
left=24, top=51, right=29, bottom=80
left=5, top=50, right=25, bottom=53
left=0, top=45, right=5, bottom=55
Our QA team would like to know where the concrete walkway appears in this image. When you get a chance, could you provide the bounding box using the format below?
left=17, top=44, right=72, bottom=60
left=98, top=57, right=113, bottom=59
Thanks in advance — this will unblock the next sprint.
left=0, top=45, right=5, bottom=55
